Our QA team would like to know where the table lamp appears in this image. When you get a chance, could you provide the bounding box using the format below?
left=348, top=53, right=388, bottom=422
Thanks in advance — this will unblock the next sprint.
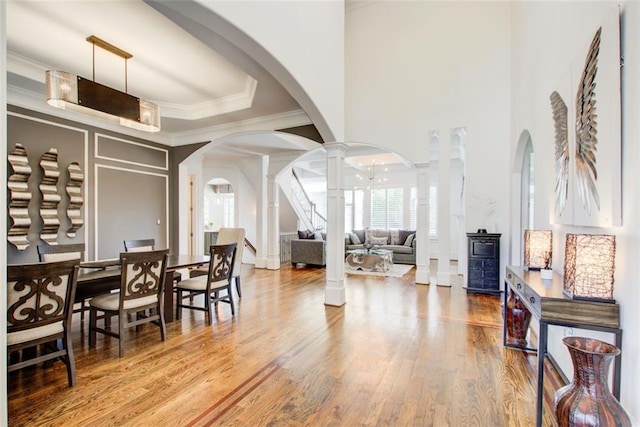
left=524, top=230, right=553, bottom=270
left=563, top=233, right=616, bottom=301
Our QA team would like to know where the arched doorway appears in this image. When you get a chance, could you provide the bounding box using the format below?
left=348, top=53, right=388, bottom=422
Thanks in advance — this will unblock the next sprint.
left=204, top=178, right=235, bottom=233
left=510, top=130, right=534, bottom=264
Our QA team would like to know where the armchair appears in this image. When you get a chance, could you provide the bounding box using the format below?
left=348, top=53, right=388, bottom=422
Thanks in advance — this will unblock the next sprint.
left=291, top=239, right=326, bottom=267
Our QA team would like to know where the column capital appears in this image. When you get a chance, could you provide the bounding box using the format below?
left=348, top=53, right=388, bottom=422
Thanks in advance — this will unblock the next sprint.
left=324, top=142, right=349, bottom=154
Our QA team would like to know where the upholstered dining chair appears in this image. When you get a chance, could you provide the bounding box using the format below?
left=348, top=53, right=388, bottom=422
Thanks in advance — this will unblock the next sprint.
left=89, top=249, right=168, bottom=357
left=7, top=259, right=80, bottom=386
left=176, top=243, right=237, bottom=325
left=124, top=238, right=181, bottom=284
left=37, top=243, right=87, bottom=320
left=189, top=228, right=245, bottom=297
left=217, top=228, right=245, bottom=297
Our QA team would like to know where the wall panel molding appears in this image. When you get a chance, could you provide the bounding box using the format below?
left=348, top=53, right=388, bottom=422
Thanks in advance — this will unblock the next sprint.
left=94, top=164, right=169, bottom=259
left=95, top=133, right=169, bottom=170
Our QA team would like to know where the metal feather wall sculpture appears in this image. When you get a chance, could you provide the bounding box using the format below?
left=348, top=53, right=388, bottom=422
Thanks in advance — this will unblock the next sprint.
left=550, top=91, right=569, bottom=215
left=7, top=143, right=32, bottom=250
left=575, top=27, right=601, bottom=214
left=66, top=162, right=84, bottom=238
left=39, top=148, right=61, bottom=244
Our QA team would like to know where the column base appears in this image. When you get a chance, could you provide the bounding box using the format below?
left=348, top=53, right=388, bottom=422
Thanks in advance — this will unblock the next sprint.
left=267, top=257, right=281, bottom=270
left=436, top=271, right=452, bottom=287
left=254, top=257, right=268, bottom=269
left=324, top=279, right=346, bottom=306
left=415, top=266, right=430, bottom=285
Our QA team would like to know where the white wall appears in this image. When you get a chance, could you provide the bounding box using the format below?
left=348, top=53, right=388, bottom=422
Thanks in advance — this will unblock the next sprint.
left=511, top=2, right=640, bottom=422
left=194, top=0, right=345, bottom=143
left=201, top=159, right=256, bottom=264
left=276, top=170, right=300, bottom=233
left=345, top=1, right=511, bottom=267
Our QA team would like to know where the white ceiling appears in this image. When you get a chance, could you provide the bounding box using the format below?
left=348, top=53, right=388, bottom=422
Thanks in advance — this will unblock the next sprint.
left=5, top=0, right=412, bottom=172
left=5, top=0, right=303, bottom=142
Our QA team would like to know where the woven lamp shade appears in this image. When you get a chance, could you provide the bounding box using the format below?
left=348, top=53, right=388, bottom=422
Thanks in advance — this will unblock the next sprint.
left=563, top=234, right=616, bottom=301
left=524, top=230, right=552, bottom=269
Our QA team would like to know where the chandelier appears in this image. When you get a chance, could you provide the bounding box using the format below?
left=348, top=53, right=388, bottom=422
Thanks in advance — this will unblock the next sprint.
left=356, top=160, right=388, bottom=189
left=45, top=36, right=160, bottom=133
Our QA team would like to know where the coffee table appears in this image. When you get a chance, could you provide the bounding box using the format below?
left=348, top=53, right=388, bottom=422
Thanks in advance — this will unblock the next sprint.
left=345, top=248, right=393, bottom=272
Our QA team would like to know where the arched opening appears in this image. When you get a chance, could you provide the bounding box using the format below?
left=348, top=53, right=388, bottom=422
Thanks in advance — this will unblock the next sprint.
left=204, top=178, right=235, bottom=232
left=510, top=130, right=534, bottom=265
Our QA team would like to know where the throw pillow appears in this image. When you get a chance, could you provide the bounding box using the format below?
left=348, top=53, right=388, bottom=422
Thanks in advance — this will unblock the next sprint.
left=314, top=231, right=323, bottom=240
left=404, top=233, right=416, bottom=246
left=389, top=229, right=400, bottom=245
left=371, top=236, right=388, bottom=246
left=398, top=229, right=414, bottom=245
left=354, top=229, right=366, bottom=244
left=349, top=232, right=361, bottom=244
left=298, top=230, right=310, bottom=239
left=306, top=230, right=316, bottom=239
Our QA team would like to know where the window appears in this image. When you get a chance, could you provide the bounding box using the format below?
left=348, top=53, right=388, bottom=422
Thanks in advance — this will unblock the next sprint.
left=409, top=187, right=417, bottom=229
left=520, top=137, right=534, bottom=232
left=222, top=194, right=234, bottom=228
left=371, top=188, right=403, bottom=229
left=344, top=189, right=364, bottom=231
left=527, top=150, right=535, bottom=229
left=429, top=185, right=437, bottom=237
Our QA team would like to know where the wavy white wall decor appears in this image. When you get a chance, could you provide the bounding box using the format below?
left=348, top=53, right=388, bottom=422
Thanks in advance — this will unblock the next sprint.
left=66, top=162, right=84, bottom=237
left=7, top=143, right=32, bottom=250
left=39, top=148, right=61, bottom=244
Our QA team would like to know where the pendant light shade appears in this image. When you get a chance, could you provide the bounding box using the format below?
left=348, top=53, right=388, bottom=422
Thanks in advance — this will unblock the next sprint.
left=45, top=36, right=160, bottom=133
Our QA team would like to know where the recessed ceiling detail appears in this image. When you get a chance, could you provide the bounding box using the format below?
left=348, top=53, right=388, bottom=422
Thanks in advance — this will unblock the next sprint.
left=6, top=0, right=302, bottom=140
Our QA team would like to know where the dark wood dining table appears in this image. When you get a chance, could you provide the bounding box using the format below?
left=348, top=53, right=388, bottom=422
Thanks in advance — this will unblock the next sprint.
left=77, top=254, right=209, bottom=323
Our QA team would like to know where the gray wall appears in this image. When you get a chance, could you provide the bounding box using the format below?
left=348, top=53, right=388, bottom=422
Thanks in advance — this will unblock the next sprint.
left=6, top=106, right=182, bottom=263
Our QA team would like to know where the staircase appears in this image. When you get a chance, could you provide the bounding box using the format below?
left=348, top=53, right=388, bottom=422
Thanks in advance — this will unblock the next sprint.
left=290, top=169, right=326, bottom=232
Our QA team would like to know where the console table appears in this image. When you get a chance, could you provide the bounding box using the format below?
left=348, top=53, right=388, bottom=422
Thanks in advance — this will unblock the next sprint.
left=504, top=266, right=622, bottom=427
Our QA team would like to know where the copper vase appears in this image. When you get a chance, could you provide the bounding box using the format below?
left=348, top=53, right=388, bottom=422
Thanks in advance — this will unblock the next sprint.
left=554, top=337, right=631, bottom=427
left=506, top=289, right=531, bottom=347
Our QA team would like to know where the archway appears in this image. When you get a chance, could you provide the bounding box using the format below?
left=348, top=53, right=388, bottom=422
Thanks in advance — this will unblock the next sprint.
left=510, top=130, right=534, bottom=265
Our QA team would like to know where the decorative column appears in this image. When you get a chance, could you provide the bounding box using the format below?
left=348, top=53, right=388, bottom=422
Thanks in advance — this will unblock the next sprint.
left=324, top=142, right=347, bottom=306
left=266, top=172, right=280, bottom=269
left=415, top=162, right=431, bottom=284
left=254, top=155, right=269, bottom=269
left=453, top=127, right=467, bottom=276
left=436, top=131, right=452, bottom=286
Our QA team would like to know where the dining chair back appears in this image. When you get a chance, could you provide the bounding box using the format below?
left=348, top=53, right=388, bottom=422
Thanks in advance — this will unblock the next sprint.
left=176, top=243, right=237, bottom=325
left=37, top=243, right=85, bottom=262
left=216, top=228, right=245, bottom=297
left=7, top=259, right=80, bottom=386
left=37, top=243, right=88, bottom=320
left=89, top=249, right=169, bottom=357
left=123, top=239, right=156, bottom=252
left=124, top=238, right=181, bottom=284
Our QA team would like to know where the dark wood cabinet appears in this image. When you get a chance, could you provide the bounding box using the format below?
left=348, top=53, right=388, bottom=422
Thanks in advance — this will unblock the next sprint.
left=466, top=233, right=501, bottom=295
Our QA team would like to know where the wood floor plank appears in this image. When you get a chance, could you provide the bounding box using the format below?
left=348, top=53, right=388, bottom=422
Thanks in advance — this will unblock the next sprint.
left=8, top=264, right=549, bottom=426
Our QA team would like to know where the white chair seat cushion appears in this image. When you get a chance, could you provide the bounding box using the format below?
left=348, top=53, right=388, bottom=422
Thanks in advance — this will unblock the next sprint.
left=8, top=321, right=64, bottom=345
left=176, top=276, right=228, bottom=291
left=90, top=293, right=158, bottom=311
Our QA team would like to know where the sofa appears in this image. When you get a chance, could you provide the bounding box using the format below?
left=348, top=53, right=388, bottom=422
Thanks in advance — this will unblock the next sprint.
left=291, top=230, right=326, bottom=267
left=345, top=229, right=416, bottom=265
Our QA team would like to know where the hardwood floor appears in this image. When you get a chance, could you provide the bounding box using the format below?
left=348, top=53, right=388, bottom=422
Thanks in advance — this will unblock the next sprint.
left=8, top=264, right=556, bottom=426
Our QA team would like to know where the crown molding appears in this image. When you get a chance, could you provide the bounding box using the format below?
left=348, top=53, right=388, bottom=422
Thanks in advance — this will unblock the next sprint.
left=170, top=109, right=312, bottom=146
left=8, top=52, right=259, bottom=123
left=158, top=76, right=257, bottom=120
left=8, top=79, right=312, bottom=148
